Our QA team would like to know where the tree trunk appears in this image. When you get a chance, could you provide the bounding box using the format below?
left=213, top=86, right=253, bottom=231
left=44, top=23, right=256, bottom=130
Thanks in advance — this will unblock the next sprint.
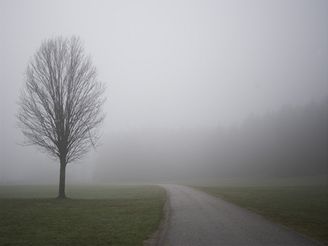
left=57, top=159, right=67, bottom=199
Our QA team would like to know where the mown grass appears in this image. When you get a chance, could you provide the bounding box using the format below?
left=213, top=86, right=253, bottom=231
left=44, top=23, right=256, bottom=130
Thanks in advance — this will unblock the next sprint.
left=196, top=185, right=328, bottom=245
left=0, top=185, right=166, bottom=246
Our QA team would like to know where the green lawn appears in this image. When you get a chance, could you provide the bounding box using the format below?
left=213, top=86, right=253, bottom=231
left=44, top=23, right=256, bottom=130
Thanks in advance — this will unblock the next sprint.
left=196, top=185, right=328, bottom=245
left=0, top=185, right=166, bottom=246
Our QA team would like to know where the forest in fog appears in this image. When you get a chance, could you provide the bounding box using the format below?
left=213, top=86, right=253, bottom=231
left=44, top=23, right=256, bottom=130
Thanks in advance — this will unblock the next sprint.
left=95, top=98, right=328, bottom=183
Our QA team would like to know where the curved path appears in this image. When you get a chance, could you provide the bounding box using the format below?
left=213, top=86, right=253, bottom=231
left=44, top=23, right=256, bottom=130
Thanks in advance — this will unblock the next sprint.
left=161, top=184, right=320, bottom=246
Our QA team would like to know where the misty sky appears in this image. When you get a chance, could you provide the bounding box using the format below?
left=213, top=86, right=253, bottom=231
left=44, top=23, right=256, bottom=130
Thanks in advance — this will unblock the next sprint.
left=0, top=0, right=327, bottom=184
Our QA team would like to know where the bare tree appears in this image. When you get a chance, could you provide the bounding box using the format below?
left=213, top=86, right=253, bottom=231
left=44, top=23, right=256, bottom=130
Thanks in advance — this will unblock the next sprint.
left=18, top=37, right=105, bottom=199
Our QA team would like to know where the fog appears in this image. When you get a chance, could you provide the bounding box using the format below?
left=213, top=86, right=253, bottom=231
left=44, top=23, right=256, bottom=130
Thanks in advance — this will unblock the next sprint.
left=1, top=0, right=327, bottom=185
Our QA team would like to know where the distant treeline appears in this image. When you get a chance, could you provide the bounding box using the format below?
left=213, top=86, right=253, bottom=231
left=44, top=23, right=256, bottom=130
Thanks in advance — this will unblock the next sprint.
left=95, top=99, right=328, bottom=182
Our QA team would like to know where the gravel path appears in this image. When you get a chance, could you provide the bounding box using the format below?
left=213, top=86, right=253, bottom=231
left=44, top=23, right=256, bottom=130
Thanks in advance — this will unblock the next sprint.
left=161, top=184, right=320, bottom=246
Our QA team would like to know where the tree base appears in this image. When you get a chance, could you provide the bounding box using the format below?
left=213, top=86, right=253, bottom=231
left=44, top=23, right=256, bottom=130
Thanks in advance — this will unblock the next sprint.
left=56, top=195, right=67, bottom=199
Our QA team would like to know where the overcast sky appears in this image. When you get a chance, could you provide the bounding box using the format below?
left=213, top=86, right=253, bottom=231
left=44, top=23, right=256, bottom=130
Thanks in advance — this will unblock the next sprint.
left=1, top=0, right=327, bottom=184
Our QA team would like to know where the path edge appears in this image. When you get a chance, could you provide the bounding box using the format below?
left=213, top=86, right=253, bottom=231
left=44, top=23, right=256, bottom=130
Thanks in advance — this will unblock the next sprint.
left=143, top=185, right=170, bottom=246
left=192, top=186, right=325, bottom=246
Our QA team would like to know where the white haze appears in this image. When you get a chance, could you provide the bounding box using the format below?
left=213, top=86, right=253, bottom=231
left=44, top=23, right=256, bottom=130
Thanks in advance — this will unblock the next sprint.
left=0, top=0, right=327, bottom=184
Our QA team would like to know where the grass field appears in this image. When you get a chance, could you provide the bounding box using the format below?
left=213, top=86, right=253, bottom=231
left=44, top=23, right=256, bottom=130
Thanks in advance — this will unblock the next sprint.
left=0, top=185, right=166, bottom=246
left=196, top=185, right=328, bottom=245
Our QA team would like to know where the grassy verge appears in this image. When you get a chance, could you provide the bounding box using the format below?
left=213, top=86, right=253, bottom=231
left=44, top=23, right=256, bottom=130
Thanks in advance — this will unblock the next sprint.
left=196, top=185, right=328, bottom=245
left=0, top=185, right=166, bottom=246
